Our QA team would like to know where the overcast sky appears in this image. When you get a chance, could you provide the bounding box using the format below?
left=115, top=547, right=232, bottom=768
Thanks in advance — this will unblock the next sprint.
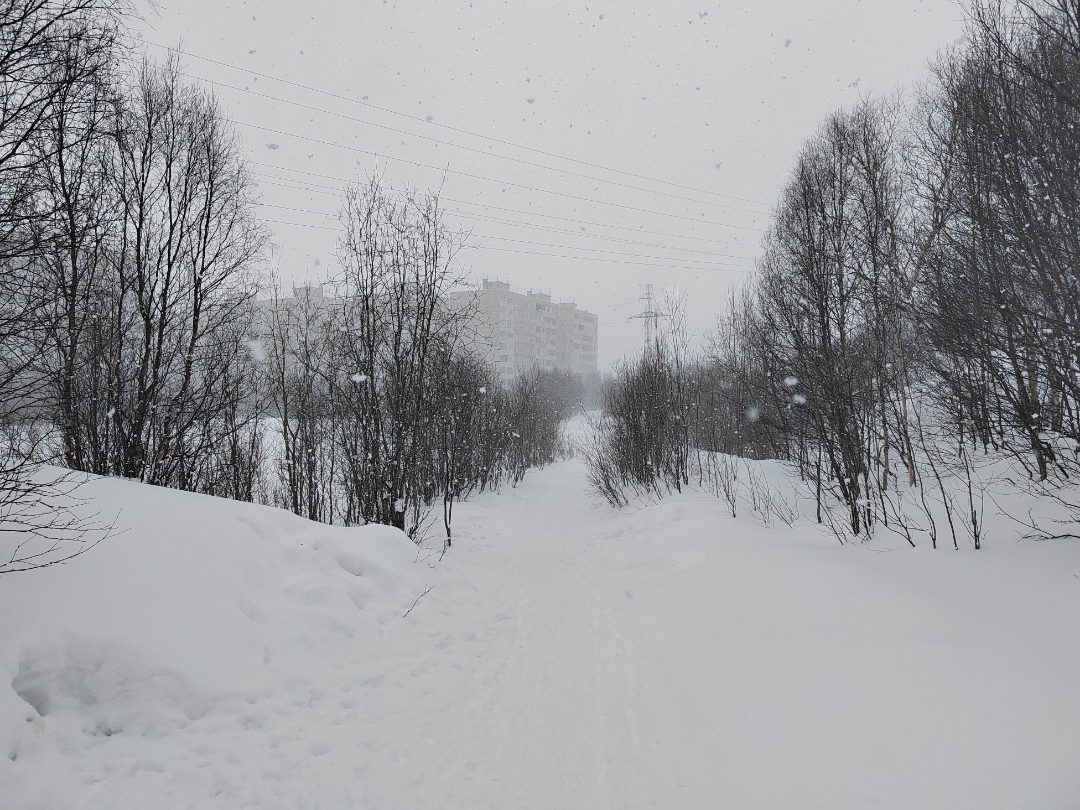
left=134, top=0, right=968, bottom=370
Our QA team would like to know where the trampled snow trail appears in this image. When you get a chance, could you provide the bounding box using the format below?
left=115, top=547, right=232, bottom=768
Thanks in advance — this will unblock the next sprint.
left=385, top=459, right=1080, bottom=809
left=3, top=458, right=1080, bottom=808
left=424, top=459, right=640, bottom=808
left=407, top=458, right=1080, bottom=809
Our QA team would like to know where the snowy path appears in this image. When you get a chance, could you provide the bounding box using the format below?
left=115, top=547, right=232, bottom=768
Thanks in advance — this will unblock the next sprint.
left=377, top=459, right=1080, bottom=808
left=421, top=461, right=638, bottom=808
left=3, top=458, right=1080, bottom=808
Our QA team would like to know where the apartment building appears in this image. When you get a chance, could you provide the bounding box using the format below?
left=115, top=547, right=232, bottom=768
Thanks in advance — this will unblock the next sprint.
left=258, top=280, right=599, bottom=388
left=452, top=279, right=599, bottom=386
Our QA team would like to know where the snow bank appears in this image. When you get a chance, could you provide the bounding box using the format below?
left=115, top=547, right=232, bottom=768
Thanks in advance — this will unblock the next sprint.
left=0, top=472, right=436, bottom=807
left=2, top=459, right=1079, bottom=808
left=579, top=488, right=1080, bottom=808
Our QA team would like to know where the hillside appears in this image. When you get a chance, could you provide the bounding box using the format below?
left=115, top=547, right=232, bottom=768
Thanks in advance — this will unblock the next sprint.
left=2, top=460, right=1079, bottom=808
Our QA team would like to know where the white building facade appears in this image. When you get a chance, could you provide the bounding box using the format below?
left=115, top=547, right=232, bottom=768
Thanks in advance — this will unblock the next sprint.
left=452, top=279, right=599, bottom=386
left=258, top=281, right=599, bottom=388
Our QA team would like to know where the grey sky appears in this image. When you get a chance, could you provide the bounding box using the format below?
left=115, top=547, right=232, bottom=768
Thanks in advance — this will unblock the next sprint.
left=136, top=0, right=967, bottom=370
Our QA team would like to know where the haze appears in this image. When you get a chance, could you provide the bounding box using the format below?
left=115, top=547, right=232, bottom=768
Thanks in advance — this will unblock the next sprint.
left=136, top=0, right=967, bottom=369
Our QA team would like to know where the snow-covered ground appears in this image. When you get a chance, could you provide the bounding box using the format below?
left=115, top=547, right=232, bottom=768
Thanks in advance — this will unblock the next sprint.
left=2, top=459, right=1079, bottom=808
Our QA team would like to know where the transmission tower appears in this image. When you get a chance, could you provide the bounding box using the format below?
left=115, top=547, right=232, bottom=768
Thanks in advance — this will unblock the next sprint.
left=629, top=283, right=666, bottom=345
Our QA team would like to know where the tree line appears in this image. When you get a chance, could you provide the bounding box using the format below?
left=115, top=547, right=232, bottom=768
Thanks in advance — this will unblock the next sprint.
left=0, top=0, right=579, bottom=570
left=258, top=177, right=580, bottom=544
left=588, top=0, right=1080, bottom=544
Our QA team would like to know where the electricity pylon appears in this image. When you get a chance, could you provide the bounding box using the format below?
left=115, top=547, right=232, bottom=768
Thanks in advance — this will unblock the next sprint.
left=629, top=283, right=666, bottom=345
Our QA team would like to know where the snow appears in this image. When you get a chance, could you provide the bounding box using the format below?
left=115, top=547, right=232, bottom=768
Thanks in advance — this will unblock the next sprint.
left=2, top=460, right=1080, bottom=807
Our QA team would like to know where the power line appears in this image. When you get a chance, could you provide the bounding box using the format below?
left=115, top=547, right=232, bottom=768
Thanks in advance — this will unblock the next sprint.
left=250, top=165, right=348, bottom=191
left=257, top=205, right=755, bottom=266
left=236, top=121, right=767, bottom=231
left=182, top=71, right=767, bottom=216
left=471, top=234, right=754, bottom=265
left=426, top=201, right=759, bottom=247
left=143, top=40, right=770, bottom=207
left=254, top=201, right=759, bottom=260
left=256, top=202, right=338, bottom=220
left=258, top=217, right=752, bottom=271
left=253, top=176, right=345, bottom=196
left=457, top=246, right=751, bottom=274
left=250, top=162, right=764, bottom=246
left=455, top=212, right=758, bottom=257
left=262, top=218, right=343, bottom=233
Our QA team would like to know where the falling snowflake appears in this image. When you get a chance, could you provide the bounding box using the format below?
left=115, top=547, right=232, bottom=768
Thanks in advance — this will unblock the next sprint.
left=246, top=338, right=267, bottom=362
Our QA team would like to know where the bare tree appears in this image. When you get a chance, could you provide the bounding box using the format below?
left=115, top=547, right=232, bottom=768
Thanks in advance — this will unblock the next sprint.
left=334, top=176, right=468, bottom=534
left=916, top=0, right=1080, bottom=533
left=583, top=297, right=697, bottom=505
left=262, top=282, right=337, bottom=521
left=0, top=0, right=122, bottom=258
left=44, top=56, right=266, bottom=488
left=0, top=0, right=122, bottom=570
left=33, top=6, right=118, bottom=471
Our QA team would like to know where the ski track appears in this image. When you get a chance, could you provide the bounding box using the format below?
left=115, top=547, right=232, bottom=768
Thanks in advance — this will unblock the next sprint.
left=419, top=461, right=635, bottom=808
left=3, top=458, right=1080, bottom=808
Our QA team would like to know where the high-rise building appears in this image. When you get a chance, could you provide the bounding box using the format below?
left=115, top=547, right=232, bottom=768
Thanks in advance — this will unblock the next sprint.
left=450, top=279, right=599, bottom=386
left=256, top=280, right=599, bottom=388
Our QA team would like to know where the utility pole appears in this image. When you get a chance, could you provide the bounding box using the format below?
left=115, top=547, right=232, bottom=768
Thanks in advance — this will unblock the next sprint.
left=629, top=283, right=665, bottom=345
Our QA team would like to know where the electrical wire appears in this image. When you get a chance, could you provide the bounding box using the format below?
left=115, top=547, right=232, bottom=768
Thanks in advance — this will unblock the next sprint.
left=260, top=218, right=753, bottom=271
left=462, top=245, right=753, bottom=272
left=251, top=160, right=762, bottom=246
left=255, top=201, right=756, bottom=265
left=143, top=40, right=770, bottom=207
left=235, top=120, right=767, bottom=231
left=254, top=201, right=759, bottom=260
left=261, top=218, right=343, bottom=232
left=182, top=71, right=767, bottom=216
left=139, top=43, right=770, bottom=275
left=457, top=213, right=758, bottom=257
left=470, top=234, right=754, bottom=265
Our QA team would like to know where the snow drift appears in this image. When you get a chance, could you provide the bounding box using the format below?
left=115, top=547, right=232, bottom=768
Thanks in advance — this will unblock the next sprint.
left=2, top=460, right=1079, bottom=808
